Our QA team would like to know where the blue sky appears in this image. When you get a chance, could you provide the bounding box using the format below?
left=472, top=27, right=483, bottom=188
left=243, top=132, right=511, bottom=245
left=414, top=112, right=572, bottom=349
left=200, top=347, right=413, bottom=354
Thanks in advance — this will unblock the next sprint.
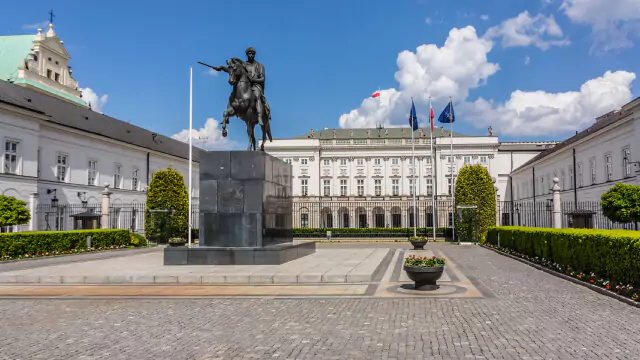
left=3, top=0, right=640, bottom=148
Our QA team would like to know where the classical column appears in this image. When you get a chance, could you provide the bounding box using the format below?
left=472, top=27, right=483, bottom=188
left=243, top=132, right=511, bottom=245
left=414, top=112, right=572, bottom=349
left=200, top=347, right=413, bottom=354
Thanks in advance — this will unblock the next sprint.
left=552, top=177, right=562, bottom=229
left=28, top=193, right=39, bottom=231
left=101, top=183, right=112, bottom=229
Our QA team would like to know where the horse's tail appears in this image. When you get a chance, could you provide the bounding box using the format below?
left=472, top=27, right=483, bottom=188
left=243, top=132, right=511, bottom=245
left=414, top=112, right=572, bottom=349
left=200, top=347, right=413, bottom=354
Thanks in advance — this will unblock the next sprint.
left=267, top=120, right=273, bottom=142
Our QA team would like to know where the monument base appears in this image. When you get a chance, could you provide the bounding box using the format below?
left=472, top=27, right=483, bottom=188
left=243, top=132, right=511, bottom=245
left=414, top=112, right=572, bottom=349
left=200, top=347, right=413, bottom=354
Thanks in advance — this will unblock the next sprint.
left=163, top=241, right=315, bottom=265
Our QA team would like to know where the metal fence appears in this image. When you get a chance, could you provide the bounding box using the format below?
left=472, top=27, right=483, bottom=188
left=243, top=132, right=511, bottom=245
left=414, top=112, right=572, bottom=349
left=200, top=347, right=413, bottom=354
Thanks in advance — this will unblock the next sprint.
left=35, top=203, right=201, bottom=234
left=497, top=200, right=639, bottom=230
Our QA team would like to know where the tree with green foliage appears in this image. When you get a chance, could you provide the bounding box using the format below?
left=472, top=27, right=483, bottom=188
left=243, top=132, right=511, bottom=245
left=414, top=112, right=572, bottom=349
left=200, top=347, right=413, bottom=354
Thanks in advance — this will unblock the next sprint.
left=601, top=183, right=640, bottom=225
left=0, top=195, right=30, bottom=229
left=145, top=167, right=189, bottom=242
left=454, top=164, right=496, bottom=241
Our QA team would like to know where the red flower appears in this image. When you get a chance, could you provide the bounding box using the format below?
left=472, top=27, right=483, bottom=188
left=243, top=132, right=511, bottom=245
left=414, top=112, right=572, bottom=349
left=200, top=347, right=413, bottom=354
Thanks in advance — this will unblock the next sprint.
left=590, top=280, right=594, bottom=283
left=606, top=285, right=610, bottom=290
left=432, top=256, right=436, bottom=259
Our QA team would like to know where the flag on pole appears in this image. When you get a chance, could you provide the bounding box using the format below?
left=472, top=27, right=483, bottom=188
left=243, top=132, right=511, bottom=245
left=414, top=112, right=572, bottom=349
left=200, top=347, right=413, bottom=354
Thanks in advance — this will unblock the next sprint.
left=409, top=99, right=418, bottom=131
left=438, top=101, right=455, bottom=124
left=429, top=100, right=435, bottom=132
left=371, top=89, right=381, bottom=98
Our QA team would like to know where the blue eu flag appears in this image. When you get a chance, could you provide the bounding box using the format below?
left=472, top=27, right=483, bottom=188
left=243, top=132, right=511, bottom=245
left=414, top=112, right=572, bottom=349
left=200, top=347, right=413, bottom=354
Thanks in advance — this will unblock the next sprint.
left=409, top=100, right=418, bottom=131
left=438, top=101, right=455, bottom=124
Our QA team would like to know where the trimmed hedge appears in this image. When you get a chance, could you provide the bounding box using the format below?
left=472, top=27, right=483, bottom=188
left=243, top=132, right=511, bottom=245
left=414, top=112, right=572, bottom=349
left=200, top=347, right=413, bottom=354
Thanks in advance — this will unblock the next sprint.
left=293, top=227, right=452, bottom=238
left=0, top=229, right=131, bottom=258
left=486, top=226, right=640, bottom=286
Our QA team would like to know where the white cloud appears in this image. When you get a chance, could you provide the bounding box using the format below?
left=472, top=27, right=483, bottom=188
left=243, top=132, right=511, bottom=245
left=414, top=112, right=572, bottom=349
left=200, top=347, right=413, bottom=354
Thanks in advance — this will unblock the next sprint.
left=480, top=15, right=489, bottom=21
left=524, top=55, right=531, bottom=65
left=484, top=11, right=570, bottom=50
left=339, top=26, right=499, bottom=129
left=425, top=17, right=432, bottom=24
left=561, top=0, right=640, bottom=52
left=205, top=68, right=219, bottom=76
left=463, top=70, right=636, bottom=136
left=22, top=21, right=49, bottom=30
left=171, top=118, right=237, bottom=150
left=80, top=88, right=108, bottom=114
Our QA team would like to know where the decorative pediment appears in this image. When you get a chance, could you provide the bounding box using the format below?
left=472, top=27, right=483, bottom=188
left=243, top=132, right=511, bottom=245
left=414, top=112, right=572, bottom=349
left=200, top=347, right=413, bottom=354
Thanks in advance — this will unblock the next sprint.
left=38, top=36, right=70, bottom=59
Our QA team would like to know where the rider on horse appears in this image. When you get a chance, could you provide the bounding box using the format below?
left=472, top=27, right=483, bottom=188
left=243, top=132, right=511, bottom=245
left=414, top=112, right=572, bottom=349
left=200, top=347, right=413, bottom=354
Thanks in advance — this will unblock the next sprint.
left=214, top=47, right=271, bottom=127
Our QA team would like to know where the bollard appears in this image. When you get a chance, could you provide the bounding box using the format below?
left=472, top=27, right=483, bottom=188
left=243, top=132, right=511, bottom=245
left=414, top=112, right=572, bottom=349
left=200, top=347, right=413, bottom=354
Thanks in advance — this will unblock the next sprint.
left=86, top=235, right=92, bottom=248
left=497, top=232, right=500, bottom=248
left=327, top=230, right=332, bottom=241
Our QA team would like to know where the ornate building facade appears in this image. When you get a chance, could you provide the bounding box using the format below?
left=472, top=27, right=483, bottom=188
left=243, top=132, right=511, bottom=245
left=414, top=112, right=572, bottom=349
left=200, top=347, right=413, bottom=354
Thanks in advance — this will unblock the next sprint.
left=264, top=127, right=554, bottom=228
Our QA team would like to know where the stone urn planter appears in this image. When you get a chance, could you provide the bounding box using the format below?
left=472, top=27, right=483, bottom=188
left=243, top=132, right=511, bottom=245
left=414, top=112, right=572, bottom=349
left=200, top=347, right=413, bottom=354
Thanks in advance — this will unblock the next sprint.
left=403, top=255, right=446, bottom=290
left=409, top=236, right=427, bottom=250
left=168, top=238, right=186, bottom=247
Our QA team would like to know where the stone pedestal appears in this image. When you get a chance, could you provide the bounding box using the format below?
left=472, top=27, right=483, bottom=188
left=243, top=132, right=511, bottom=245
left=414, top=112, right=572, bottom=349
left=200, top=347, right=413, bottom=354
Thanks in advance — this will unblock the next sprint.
left=165, top=151, right=315, bottom=265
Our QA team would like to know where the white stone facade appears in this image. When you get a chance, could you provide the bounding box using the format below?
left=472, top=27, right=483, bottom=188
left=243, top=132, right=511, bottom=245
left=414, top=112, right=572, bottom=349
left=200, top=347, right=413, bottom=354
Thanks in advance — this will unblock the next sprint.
left=510, top=98, right=640, bottom=204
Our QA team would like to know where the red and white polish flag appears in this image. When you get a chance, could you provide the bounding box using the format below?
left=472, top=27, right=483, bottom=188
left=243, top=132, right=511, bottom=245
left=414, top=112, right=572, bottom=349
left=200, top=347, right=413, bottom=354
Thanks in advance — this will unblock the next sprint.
left=371, top=90, right=381, bottom=98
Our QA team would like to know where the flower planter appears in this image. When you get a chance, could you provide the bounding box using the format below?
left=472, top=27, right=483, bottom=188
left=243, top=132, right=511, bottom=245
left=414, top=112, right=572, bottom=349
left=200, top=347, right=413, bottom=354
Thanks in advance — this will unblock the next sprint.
left=169, top=241, right=186, bottom=247
left=409, top=240, right=427, bottom=250
left=403, top=266, right=444, bottom=290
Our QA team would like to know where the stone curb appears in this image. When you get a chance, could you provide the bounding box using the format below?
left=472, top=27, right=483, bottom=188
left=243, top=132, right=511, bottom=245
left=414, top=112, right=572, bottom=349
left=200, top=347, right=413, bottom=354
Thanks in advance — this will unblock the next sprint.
left=480, top=245, right=640, bottom=309
left=0, top=246, right=158, bottom=265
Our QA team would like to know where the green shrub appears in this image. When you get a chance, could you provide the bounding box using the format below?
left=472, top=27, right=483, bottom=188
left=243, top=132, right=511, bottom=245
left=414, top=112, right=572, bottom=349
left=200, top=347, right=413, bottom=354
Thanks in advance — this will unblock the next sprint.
left=486, top=226, right=640, bottom=286
left=0, top=229, right=131, bottom=258
left=130, top=232, right=147, bottom=247
left=0, top=195, right=30, bottom=228
left=454, top=164, right=496, bottom=241
left=601, top=183, right=640, bottom=224
left=145, top=167, right=189, bottom=242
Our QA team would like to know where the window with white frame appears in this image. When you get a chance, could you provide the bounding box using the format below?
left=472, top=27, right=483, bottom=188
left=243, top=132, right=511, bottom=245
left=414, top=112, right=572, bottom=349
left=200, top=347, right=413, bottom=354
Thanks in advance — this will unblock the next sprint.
left=589, top=158, right=596, bottom=184
left=605, top=154, right=613, bottom=181
left=357, top=158, right=364, bottom=165
left=113, top=164, right=122, bottom=189
left=88, top=160, right=97, bottom=185
left=577, top=162, right=583, bottom=187
left=323, top=159, right=330, bottom=166
left=4, top=140, right=18, bottom=174
left=463, top=156, right=471, bottom=164
left=56, top=153, right=68, bottom=182
left=547, top=174, right=551, bottom=194
left=480, top=156, right=487, bottom=163
left=301, top=179, right=308, bottom=196
left=323, top=179, right=330, bottom=196
left=447, top=177, right=454, bottom=195
left=409, top=179, right=415, bottom=196
left=560, top=169, right=565, bottom=190
left=623, top=147, right=631, bottom=177
left=374, top=158, right=381, bottom=165
left=568, top=166, right=573, bottom=189
left=132, top=168, right=139, bottom=190
left=301, top=158, right=308, bottom=165
left=340, top=158, right=347, bottom=166
left=357, top=179, right=364, bottom=196
left=374, top=179, right=382, bottom=196
left=392, top=179, right=399, bottom=196
left=285, top=159, right=292, bottom=165
left=392, top=158, right=399, bottom=165
left=447, top=156, right=453, bottom=163
left=539, top=176, right=544, bottom=196
left=426, top=178, right=433, bottom=195
left=425, top=157, right=432, bottom=165
left=340, top=179, right=347, bottom=196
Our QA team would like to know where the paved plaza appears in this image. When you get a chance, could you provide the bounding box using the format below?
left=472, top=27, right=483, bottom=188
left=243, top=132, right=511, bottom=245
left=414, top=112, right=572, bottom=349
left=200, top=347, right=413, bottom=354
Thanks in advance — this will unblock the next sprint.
left=0, top=243, right=639, bottom=359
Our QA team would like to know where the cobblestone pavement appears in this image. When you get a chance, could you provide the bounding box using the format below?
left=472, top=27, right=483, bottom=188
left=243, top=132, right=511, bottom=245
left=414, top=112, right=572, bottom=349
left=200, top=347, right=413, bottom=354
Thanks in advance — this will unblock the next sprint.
left=1, top=244, right=639, bottom=360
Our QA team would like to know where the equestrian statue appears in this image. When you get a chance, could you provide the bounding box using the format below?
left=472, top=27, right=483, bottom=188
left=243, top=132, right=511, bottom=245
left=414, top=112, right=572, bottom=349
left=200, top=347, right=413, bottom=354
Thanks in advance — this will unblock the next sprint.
left=199, top=47, right=273, bottom=151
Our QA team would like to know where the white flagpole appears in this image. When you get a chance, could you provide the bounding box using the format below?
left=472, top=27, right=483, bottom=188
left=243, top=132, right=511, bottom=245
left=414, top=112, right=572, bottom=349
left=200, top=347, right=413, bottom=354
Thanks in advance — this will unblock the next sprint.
left=411, top=103, right=417, bottom=237
left=430, top=97, right=436, bottom=242
left=188, top=67, right=193, bottom=248
left=449, top=97, right=455, bottom=243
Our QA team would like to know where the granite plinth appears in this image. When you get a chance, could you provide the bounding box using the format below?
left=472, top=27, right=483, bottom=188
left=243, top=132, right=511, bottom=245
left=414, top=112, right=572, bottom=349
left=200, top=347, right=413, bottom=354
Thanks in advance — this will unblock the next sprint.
left=199, top=151, right=293, bottom=249
left=164, top=241, right=316, bottom=265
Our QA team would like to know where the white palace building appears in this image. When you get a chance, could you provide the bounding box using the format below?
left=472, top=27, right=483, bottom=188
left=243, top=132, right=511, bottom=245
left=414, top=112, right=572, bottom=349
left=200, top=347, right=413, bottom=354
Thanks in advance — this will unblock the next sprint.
left=0, top=24, right=199, bottom=231
left=264, top=127, right=556, bottom=228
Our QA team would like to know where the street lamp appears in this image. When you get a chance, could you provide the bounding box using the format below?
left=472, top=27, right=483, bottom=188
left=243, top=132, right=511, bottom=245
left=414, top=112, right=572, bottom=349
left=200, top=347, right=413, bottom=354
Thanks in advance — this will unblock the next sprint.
left=47, top=189, right=58, bottom=208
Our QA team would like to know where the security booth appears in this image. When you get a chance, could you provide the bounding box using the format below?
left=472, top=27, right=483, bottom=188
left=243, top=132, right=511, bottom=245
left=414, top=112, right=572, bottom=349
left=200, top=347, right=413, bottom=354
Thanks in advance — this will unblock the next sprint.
left=564, top=209, right=595, bottom=229
left=70, top=211, right=101, bottom=230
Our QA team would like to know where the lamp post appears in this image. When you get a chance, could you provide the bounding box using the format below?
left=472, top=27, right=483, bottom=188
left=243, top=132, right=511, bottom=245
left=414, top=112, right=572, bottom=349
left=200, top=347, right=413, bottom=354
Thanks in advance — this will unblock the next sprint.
left=46, top=189, right=58, bottom=230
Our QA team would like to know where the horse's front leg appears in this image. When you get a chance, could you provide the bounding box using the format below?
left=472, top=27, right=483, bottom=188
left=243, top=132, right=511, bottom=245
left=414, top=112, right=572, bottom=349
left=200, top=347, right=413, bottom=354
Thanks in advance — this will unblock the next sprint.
left=222, top=106, right=234, bottom=137
left=260, top=124, right=267, bottom=151
left=246, top=121, right=255, bottom=151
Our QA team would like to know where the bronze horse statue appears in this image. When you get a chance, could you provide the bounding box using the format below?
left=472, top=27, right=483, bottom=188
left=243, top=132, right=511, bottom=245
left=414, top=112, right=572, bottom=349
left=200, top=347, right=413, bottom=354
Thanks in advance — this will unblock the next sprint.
left=220, top=58, right=273, bottom=151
